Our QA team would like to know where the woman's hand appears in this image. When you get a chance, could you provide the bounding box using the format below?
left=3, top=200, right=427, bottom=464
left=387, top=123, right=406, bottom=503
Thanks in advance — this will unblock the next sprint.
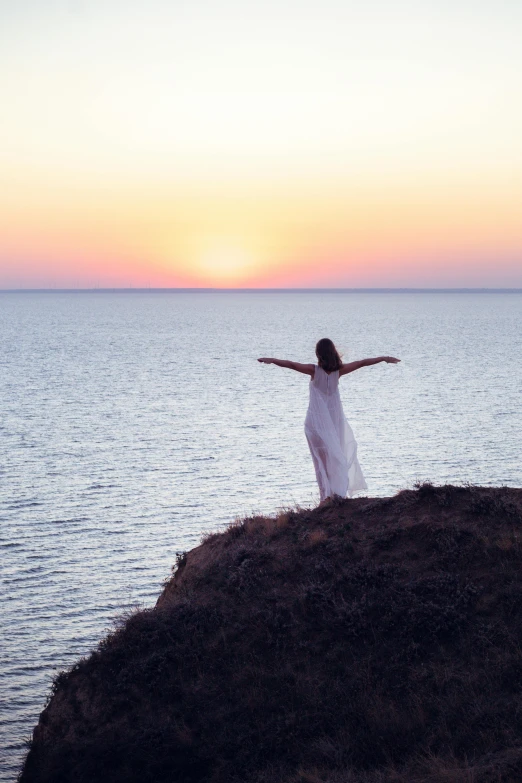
left=257, top=358, right=273, bottom=364
left=383, top=356, right=400, bottom=363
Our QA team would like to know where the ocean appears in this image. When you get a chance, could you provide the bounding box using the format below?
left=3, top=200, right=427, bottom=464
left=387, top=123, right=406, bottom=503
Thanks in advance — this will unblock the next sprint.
left=1, top=291, right=521, bottom=780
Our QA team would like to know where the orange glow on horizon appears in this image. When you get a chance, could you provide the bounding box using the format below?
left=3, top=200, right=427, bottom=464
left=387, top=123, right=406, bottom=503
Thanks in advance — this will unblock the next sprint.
left=2, top=170, right=521, bottom=288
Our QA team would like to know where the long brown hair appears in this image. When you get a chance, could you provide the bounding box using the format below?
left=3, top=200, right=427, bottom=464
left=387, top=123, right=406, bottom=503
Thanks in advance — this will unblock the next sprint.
left=315, top=338, right=342, bottom=373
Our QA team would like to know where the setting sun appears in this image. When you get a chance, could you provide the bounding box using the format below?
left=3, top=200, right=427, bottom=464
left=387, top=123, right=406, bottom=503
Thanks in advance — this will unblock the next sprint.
left=195, top=242, right=259, bottom=285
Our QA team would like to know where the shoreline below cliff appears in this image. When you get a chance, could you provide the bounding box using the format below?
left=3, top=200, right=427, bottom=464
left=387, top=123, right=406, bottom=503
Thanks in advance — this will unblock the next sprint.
left=21, top=484, right=522, bottom=783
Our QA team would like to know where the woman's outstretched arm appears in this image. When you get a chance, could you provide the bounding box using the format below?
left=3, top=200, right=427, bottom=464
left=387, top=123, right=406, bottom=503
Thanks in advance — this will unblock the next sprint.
left=339, top=356, right=400, bottom=376
left=258, top=358, right=315, bottom=376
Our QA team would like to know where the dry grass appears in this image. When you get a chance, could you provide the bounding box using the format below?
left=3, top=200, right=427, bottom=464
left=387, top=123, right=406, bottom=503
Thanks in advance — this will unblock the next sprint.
left=20, top=484, right=522, bottom=783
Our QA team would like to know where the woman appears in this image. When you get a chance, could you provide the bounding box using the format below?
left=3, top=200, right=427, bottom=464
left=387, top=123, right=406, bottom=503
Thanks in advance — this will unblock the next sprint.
left=258, top=338, right=400, bottom=502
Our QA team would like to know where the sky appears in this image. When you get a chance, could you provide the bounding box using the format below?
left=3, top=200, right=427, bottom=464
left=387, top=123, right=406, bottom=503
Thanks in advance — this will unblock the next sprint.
left=1, top=0, right=521, bottom=288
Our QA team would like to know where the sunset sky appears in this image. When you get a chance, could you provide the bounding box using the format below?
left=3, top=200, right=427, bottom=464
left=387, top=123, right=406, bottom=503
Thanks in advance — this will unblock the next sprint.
left=1, top=0, right=521, bottom=288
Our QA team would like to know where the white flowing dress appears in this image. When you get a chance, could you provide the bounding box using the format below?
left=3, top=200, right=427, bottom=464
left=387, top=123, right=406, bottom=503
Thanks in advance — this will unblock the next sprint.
left=304, top=365, right=367, bottom=500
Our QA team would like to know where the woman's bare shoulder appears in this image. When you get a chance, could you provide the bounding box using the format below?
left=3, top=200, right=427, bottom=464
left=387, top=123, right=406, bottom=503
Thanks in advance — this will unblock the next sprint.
left=294, top=362, right=316, bottom=377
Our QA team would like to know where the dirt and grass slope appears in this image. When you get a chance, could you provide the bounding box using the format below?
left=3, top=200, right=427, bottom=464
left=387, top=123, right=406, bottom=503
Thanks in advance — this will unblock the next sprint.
left=20, top=484, right=522, bottom=783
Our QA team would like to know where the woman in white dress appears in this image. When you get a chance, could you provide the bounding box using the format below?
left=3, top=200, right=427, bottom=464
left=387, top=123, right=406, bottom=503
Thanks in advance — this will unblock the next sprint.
left=258, top=338, right=400, bottom=502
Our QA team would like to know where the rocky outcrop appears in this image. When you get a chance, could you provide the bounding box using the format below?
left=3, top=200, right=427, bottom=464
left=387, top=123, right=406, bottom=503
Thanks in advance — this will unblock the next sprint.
left=20, top=485, right=522, bottom=783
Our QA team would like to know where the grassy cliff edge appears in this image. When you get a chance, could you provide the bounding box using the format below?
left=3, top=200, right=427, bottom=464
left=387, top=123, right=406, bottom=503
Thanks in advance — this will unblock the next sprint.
left=20, top=485, right=522, bottom=783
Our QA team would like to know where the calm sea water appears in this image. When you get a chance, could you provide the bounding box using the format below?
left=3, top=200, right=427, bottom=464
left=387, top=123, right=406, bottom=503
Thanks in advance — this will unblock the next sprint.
left=1, top=292, right=521, bottom=779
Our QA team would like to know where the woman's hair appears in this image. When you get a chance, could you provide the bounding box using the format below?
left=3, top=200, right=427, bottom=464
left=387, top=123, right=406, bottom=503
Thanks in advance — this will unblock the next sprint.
left=315, top=338, right=343, bottom=372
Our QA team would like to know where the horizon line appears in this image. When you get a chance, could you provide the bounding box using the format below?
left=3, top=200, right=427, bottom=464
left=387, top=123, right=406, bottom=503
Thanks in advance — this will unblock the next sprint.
left=1, top=287, right=522, bottom=294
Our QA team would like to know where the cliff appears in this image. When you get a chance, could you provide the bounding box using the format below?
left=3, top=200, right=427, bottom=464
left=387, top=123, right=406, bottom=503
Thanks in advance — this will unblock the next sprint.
left=20, top=484, right=522, bottom=783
